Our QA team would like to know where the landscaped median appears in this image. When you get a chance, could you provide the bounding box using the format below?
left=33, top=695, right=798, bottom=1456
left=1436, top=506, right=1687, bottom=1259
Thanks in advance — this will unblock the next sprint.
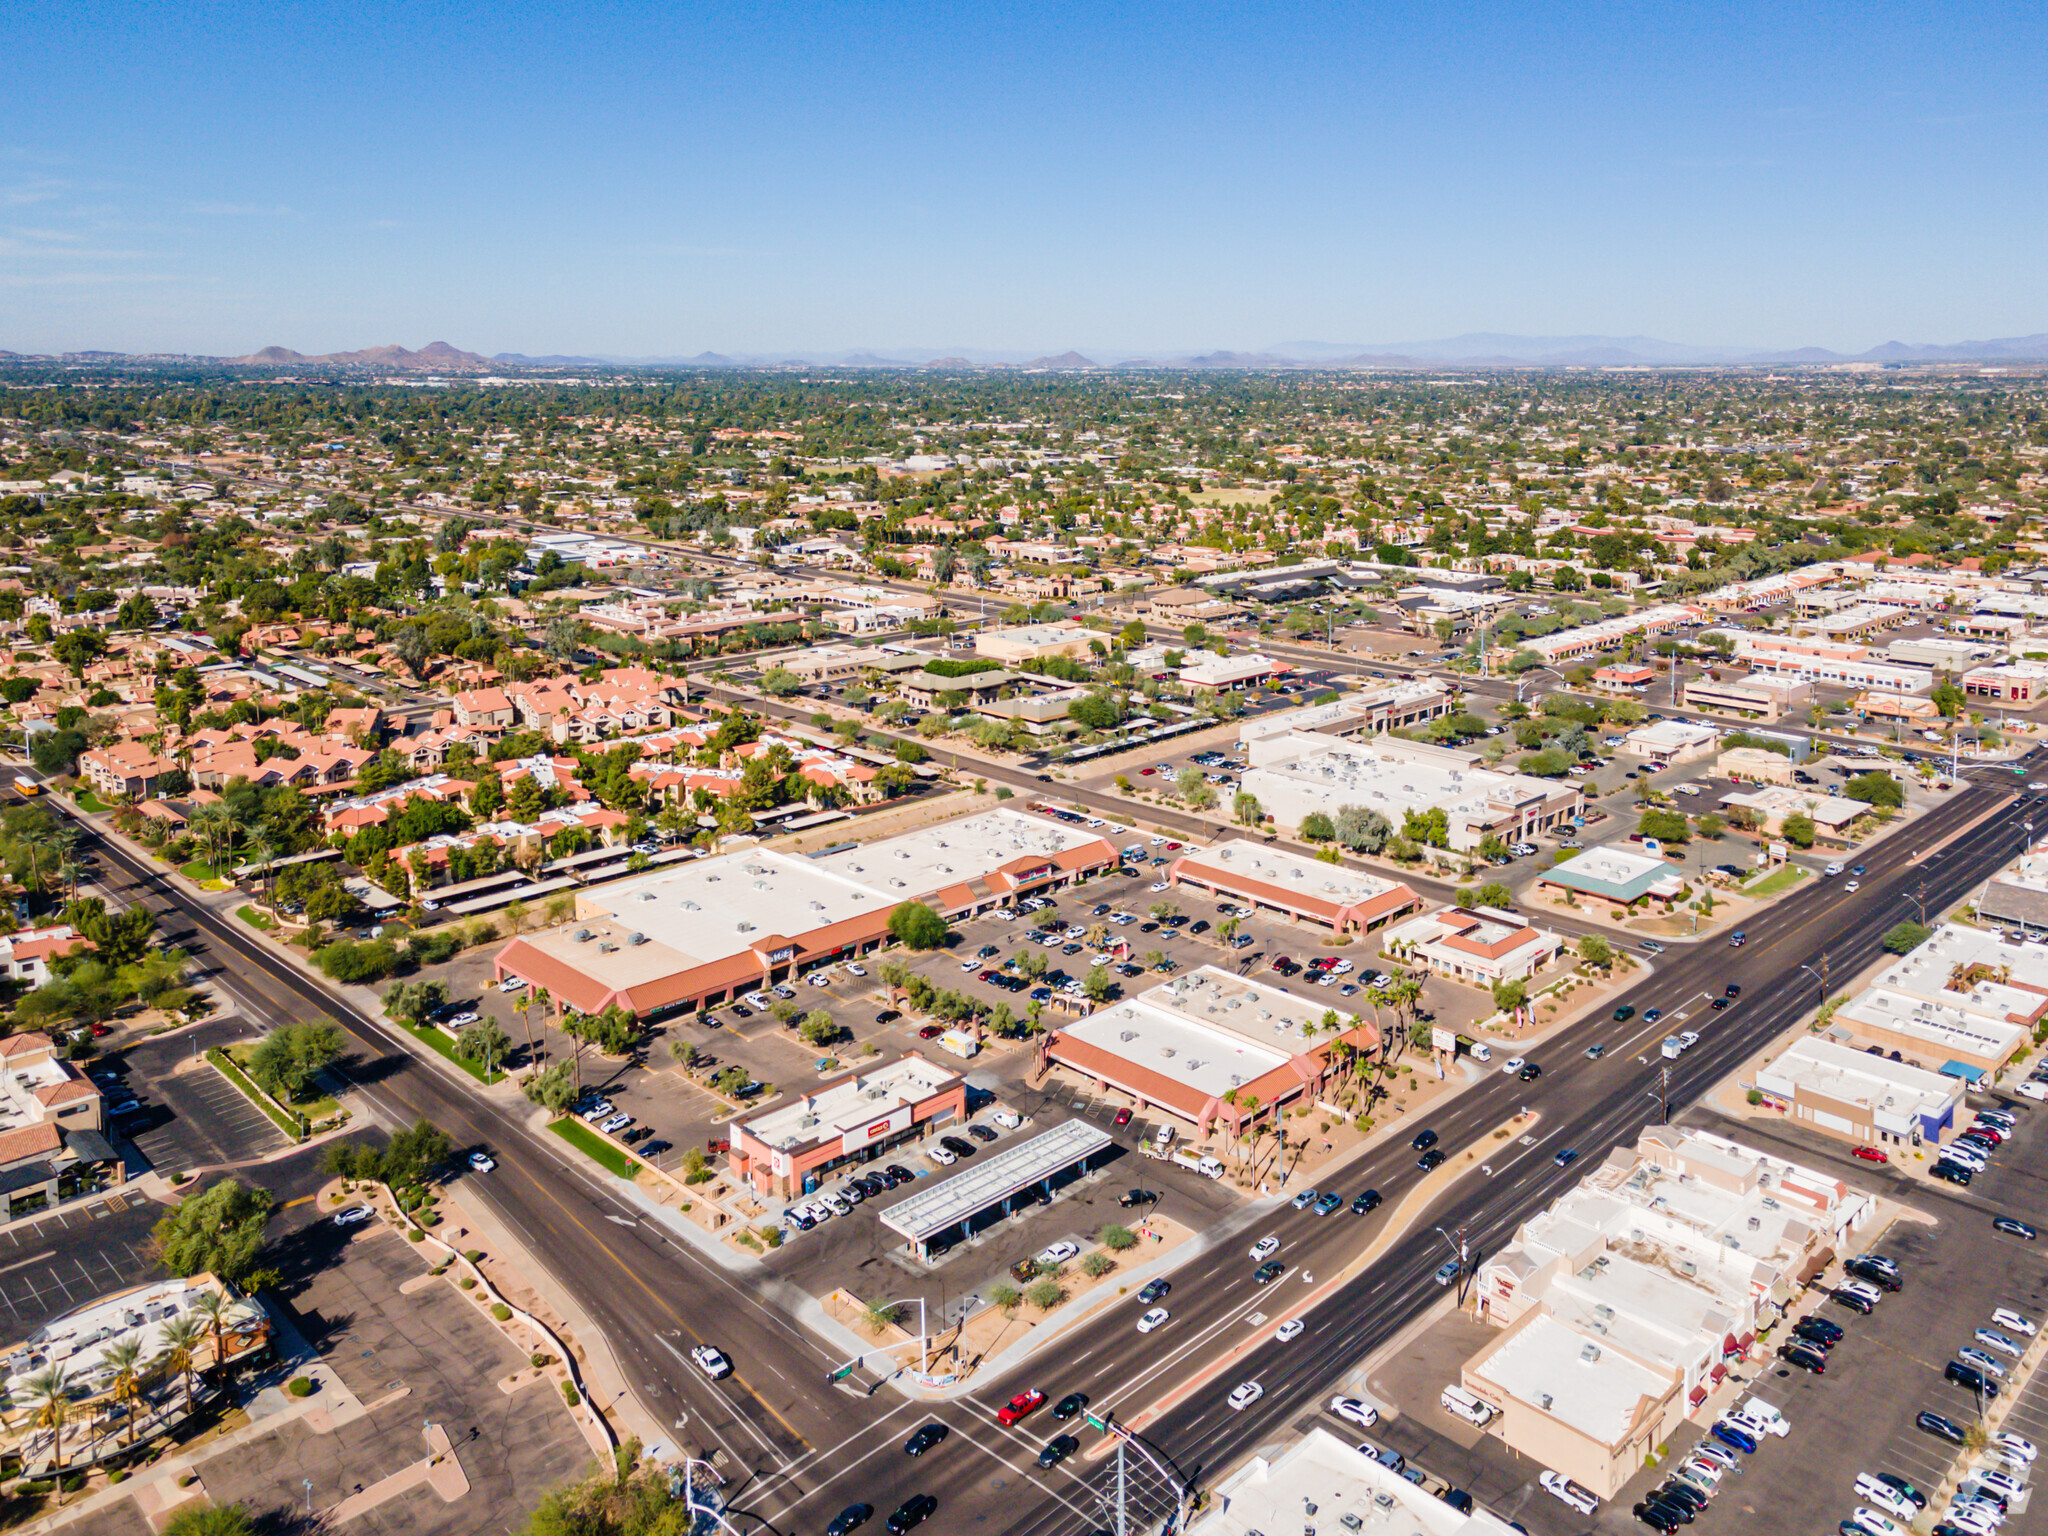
left=547, top=1117, right=643, bottom=1179
left=205, top=1047, right=306, bottom=1142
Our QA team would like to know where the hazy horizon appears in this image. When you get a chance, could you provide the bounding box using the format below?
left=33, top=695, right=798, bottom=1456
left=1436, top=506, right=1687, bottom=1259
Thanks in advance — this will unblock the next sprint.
left=7, top=0, right=2046, bottom=357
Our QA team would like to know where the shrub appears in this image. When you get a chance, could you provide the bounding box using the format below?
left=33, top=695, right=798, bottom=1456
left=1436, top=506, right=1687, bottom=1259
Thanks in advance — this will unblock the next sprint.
left=286, top=1376, right=315, bottom=1398
left=458, top=1275, right=476, bottom=1289
left=1081, top=1253, right=1115, bottom=1279
left=1027, top=1277, right=1067, bottom=1311
left=59, top=1474, right=84, bottom=1493
left=408, top=1229, right=425, bottom=1242
left=464, top=1249, right=485, bottom=1263
left=532, top=1351, right=552, bottom=1369
left=1100, top=1223, right=1138, bottom=1251
left=563, top=1382, right=580, bottom=1406
left=989, top=1283, right=1022, bottom=1312
left=491, top=1303, right=513, bottom=1321
left=1746, top=1088, right=1764, bottom=1106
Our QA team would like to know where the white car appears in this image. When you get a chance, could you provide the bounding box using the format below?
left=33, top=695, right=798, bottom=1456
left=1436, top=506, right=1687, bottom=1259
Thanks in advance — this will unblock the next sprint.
left=1844, top=880, right=1861, bottom=892
left=333, top=1206, right=372, bottom=1227
left=1539, top=1470, right=1599, bottom=1515
left=1500, top=1057, right=1527, bottom=1075
left=498, top=977, right=528, bottom=993
left=468, top=1152, right=496, bottom=1172
left=844, top=963, right=867, bottom=977
left=1852, top=1509, right=1904, bottom=1536
left=1992, top=1308, right=2036, bottom=1337
left=1036, top=1241, right=1080, bottom=1267
left=1857, top=1483, right=1915, bottom=1521
left=1975, top=1327, right=2024, bottom=1359
left=961, top=957, right=981, bottom=972
left=927, top=1145, right=956, bottom=1166
left=1328, top=1396, right=1378, bottom=1429
left=690, top=1345, right=732, bottom=1379
left=1977, top=1468, right=2026, bottom=1502
left=580, top=1100, right=615, bottom=1121
left=1998, top=1433, right=2039, bottom=1470
left=1227, top=1382, right=1263, bottom=1411
left=1148, top=882, right=1169, bottom=893
left=807, top=972, right=833, bottom=987
left=1137, top=1307, right=1169, bottom=1333
left=1943, top=1504, right=1999, bottom=1536
left=1273, top=1319, right=1305, bottom=1343
left=446, top=1011, right=480, bottom=1026
left=1677, top=1030, right=1700, bottom=1051
left=600, top=1113, right=633, bottom=1134
left=1250, top=1236, right=1280, bottom=1261
left=1150, top=835, right=1167, bottom=845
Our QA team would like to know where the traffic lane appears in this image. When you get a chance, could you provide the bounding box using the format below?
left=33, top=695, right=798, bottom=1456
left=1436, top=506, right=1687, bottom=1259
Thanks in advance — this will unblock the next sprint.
left=75, top=815, right=870, bottom=1464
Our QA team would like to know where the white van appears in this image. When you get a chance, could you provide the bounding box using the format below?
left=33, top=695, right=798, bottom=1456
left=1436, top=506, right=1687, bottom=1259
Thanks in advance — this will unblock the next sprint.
left=1196, top=1155, right=1226, bottom=1180
left=1440, top=1385, right=1495, bottom=1427
left=1468, top=1041, right=1492, bottom=1063
left=1153, top=1123, right=1175, bottom=1147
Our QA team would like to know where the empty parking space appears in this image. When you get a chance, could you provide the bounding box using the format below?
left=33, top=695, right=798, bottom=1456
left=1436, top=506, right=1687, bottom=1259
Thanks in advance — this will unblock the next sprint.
left=123, top=1057, right=289, bottom=1174
left=0, top=1197, right=163, bottom=1337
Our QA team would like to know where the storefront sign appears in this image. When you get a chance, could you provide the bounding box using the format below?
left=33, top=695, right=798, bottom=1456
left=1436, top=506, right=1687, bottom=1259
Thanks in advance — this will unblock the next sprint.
left=840, top=1104, right=911, bottom=1156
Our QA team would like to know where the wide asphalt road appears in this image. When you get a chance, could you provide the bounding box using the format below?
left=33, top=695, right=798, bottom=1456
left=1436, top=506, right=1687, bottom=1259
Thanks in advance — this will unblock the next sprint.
left=35, top=744, right=2042, bottom=1536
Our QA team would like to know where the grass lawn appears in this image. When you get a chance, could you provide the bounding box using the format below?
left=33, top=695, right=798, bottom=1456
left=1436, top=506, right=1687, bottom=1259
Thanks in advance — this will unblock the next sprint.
left=1743, top=864, right=1807, bottom=898
left=71, top=788, right=110, bottom=813
left=236, top=905, right=275, bottom=931
left=179, top=859, right=229, bottom=889
left=548, top=1118, right=641, bottom=1179
left=225, top=1043, right=340, bottom=1121
left=389, top=1018, right=505, bottom=1085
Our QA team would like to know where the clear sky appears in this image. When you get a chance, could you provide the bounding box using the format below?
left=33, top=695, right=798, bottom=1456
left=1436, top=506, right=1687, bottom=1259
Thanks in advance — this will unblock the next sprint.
left=5, top=0, right=2044, bottom=358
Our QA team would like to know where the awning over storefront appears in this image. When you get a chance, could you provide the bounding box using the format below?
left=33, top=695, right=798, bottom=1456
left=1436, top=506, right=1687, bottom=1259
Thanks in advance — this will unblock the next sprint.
left=1688, top=1385, right=1709, bottom=1407
left=1941, top=1061, right=1987, bottom=1083
left=1710, top=1363, right=1727, bottom=1383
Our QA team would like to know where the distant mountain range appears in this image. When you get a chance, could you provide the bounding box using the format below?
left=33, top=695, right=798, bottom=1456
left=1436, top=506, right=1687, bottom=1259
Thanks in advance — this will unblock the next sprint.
left=10, top=332, right=2048, bottom=371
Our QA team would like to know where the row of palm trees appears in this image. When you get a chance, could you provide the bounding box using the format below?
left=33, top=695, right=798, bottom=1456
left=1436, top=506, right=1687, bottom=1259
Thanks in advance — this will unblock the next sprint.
left=17, top=1289, right=243, bottom=1483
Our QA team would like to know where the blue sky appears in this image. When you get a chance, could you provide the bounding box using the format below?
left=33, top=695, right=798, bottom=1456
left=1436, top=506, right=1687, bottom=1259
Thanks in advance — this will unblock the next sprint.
left=4, top=0, right=2044, bottom=356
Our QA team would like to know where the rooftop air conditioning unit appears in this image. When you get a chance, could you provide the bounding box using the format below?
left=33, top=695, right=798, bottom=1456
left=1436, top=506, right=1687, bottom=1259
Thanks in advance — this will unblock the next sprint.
left=573, top=929, right=592, bottom=942
left=1538, top=1393, right=1554, bottom=1411
left=598, top=942, right=617, bottom=953
left=627, top=933, right=647, bottom=946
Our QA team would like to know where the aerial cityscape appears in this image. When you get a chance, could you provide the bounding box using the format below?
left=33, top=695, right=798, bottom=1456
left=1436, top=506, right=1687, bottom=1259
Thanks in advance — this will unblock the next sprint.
left=5, top=4, right=2048, bottom=1536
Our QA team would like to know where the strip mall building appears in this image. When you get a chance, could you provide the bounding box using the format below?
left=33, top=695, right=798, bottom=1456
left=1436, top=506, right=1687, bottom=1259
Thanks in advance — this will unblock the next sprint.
left=491, top=809, right=1118, bottom=1019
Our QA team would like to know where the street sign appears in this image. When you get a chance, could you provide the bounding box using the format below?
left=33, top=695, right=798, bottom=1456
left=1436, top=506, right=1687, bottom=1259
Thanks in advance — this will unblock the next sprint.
left=828, top=1363, right=855, bottom=1381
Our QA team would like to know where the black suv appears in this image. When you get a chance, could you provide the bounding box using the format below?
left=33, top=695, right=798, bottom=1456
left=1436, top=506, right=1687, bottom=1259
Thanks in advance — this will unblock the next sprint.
left=1844, top=1258, right=1901, bottom=1292
left=1946, top=1360, right=2000, bottom=1398
left=939, top=1135, right=977, bottom=1158
left=1351, top=1189, right=1382, bottom=1214
left=904, top=1423, right=947, bottom=1456
left=1411, top=1129, right=1439, bottom=1151
left=887, top=1496, right=937, bottom=1535
left=1791, top=1317, right=1840, bottom=1348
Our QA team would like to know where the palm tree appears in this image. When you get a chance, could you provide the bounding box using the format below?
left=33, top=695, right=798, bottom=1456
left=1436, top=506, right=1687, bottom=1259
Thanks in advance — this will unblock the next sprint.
left=188, top=1289, right=231, bottom=1385
left=159, top=1316, right=205, bottom=1418
left=102, top=1338, right=147, bottom=1447
left=23, top=1365, right=70, bottom=1478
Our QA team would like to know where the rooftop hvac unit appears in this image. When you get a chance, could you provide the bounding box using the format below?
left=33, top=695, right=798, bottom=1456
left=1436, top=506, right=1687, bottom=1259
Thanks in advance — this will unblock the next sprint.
left=1580, top=1342, right=1602, bottom=1363
left=627, top=933, right=648, bottom=947
left=598, top=942, right=617, bottom=953
left=638, top=891, right=656, bottom=902
left=573, top=929, right=592, bottom=942
left=1539, top=1393, right=1554, bottom=1411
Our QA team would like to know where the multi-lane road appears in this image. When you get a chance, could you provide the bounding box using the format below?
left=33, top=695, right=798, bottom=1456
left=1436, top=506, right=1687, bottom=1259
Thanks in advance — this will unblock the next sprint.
left=34, top=739, right=2044, bottom=1535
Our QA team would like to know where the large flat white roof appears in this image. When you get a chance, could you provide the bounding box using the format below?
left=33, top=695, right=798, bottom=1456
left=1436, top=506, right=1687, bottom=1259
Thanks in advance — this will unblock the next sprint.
left=1245, top=736, right=1552, bottom=820
left=1475, top=1311, right=1668, bottom=1445
left=1174, top=841, right=1403, bottom=907
left=1208, top=1428, right=1520, bottom=1536
left=1059, top=966, right=1335, bottom=1102
left=585, top=848, right=886, bottom=963
left=740, top=1055, right=959, bottom=1153
left=810, top=808, right=1102, bottom=901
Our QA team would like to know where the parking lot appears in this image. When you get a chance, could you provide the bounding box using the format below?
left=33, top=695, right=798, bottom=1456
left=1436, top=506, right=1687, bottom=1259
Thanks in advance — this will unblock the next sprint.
left=116, top=1022, right=291, bottom=1176
left=0, top=1195, right=163, bottom=1339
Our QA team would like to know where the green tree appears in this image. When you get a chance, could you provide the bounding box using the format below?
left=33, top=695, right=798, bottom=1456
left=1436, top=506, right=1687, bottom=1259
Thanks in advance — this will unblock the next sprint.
left=1469, top=881, right=1514, bottom=910
left=1232, top=790, right=1263, bottom=826
left=1638, top=809, right=1690, bottom=844
left=384, top=979, right=449, bottom=1027
left=1930, top=678, right=1965, bottom=719
left=1083, top=964, right=1113, bottom=1004
left=799, top=1009, right=839, bottom=1046
left=759, top=666, right=802, bottom=697
left=152, top=1179, right=274, bottom=1285
left=523, top=1061, right=579, bottom=1114
left=379, top=1118, right=453, bottom=1186
left=1845, top=771, right=1904, bottom=809
left=245, top=1020, right=346, bottom=1101
left=1883, top=920, right=1932, bottom=954
left=887, top=900, right=949, bottom=950
left=1578, top=933, right=1613, bottom=970
left=1780, top=812, right=1816, bottom=849
left=1334, top=806, right=1390, bottom=853
left=1300, top=811, right=1336, bottom=843
left=164, top=1507, right=259, bottom=1536
left=454, top=1019, right=511, bottom=1072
